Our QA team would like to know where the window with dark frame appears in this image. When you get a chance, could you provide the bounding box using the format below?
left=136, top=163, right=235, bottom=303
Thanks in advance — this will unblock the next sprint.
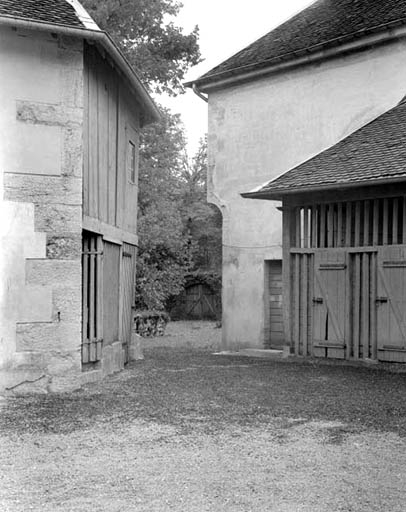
left=128, top=140, right=137, bottom=184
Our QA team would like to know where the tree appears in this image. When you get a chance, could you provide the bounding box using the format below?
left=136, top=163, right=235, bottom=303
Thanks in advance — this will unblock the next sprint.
left=179, top=137, right=223, bottom=271
left=81, top=0, right=202, bottom=95
left=135, top=108, right=193, bottom=310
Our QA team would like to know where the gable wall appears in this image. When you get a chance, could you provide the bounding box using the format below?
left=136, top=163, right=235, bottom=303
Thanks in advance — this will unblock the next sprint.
left=208, top=39, right=406, bottom=350
left=0, top=26, right=84, bottom=393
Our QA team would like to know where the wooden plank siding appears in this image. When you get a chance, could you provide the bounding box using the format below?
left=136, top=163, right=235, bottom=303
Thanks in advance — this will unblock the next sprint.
left=284, top=190, right=406, bottom=364
left=83, top=43, right=140, bottom=235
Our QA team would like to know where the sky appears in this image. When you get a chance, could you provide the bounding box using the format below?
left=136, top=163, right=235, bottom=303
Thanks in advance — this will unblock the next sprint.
left=162, top=0, right=315, bottom=157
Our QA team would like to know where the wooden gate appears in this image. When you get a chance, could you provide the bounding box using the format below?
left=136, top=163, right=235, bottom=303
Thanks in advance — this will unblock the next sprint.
left=120, top=243, right=137, bottom=363
left=377, top=246, right=406, bottom=362
left=312, top=250, right=347, bottom=359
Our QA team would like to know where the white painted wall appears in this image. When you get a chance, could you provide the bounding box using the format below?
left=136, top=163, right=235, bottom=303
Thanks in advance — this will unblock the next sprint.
left=208, top=39, right=406, bottom=349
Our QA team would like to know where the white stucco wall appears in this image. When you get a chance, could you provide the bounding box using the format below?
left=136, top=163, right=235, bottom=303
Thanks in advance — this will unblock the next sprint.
left=208, top=39, right=406, bottom=350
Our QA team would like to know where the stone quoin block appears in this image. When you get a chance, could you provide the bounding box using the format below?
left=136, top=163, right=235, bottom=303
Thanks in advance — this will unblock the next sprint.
left=52, top=287, right=81, bottom=323
left=26, top=259, right=81, bottom=287
left=3, top=174, right=82, bottom=205
left=46, top=233, right=82, bottom=259
left=17, top=286, right=53, bottom=323
left=34, top=203, right=82, bottom=234
left=16, top=321, right=81, bottom=352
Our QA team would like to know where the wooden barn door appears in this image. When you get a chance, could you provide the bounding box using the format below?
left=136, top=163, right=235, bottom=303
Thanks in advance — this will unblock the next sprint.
left=312, top=250, right=347, bottom=359
left=120, top=243, right=137, bottom=363
left=377, top=247, right=406, bottom=362
left=349, top=251, right=377, bottom=361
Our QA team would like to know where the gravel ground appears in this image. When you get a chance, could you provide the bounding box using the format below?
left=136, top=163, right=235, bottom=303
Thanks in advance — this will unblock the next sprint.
left=1, top=321, right=406, bottom=511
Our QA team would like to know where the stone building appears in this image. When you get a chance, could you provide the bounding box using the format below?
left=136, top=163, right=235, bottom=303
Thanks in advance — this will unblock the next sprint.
left=0, top=0, right=159, bottom=394
left=187, top=0, right=406, bottom=351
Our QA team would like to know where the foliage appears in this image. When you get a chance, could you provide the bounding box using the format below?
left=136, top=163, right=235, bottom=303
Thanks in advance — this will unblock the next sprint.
left=179, top=137, right=223, bottom=271
left=81, top=1, right=221, bottom=310
left=185, top=270, right=222, bottom=292
left=81, top=0, right=202, bottom=95
left=135, top=108, right=193, bottom=310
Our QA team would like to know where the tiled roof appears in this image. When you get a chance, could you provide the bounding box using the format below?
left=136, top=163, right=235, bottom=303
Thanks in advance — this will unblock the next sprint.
left=0, top=0, right=86, bottom=29
left=244, top=100, right=406, bottom=200
left=195, top=0, right=406, bottom=87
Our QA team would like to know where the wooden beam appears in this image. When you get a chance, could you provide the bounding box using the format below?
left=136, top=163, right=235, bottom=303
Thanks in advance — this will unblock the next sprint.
left=362, top=252, right=370, bottom=359
left=311, top=206, right=317, bottom=248
left=303, top=207, right=309, bottom=249
left=373, top=199, right=379, bottom=246
left=337, top=202, right=343, bottom=248
left=353, top=253, right=361, bottom=359
left=346, top=202, right=352, bottom=247
left=370, top=252, right=377, bottom=361
left=320, top=204, right=326, bottom=248
left=403, top=197, right=406, bottom=244
left=89, top=236, right=96, bottom=362
left=355, top=201, right=361, bottom=247
left=82, top=237, right=89, bottom=364
left=302, top=254, right=308, bottom=356
left=364, top=200, right=370, bottom=246
left=383, top=198, right=389, bottom=245
left=327, top=204, right=334, bottom=248
left=294, top=254, right=300, bottom=356
left=295, top=207, right=301, bottom=248
left=393, top=198, right=399, bottom=245
left=282, top=206, right=295, bottom=350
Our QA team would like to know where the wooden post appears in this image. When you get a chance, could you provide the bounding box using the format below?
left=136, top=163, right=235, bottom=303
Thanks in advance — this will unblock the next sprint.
left=393, top=198, right=399, bottom=245
left=403, top=197, right=406, bottom=244
left=282, top=205, right=295, bottom=352
left=353, top=253, right=361, bottom=359
left=370, top=252, right=377, bottom=361
left=373, top=200, right=379, bottom=246
left=303, top=207, right=309, bottom=249
left=89, top=236, right=96, bottom=362
left=311, top=206, right=317, bottom=248
left=320, top=204, right=326, bottom=248
left=383, top=198, right=389, bottom=245
left=346, top=202, right=352, bottom=247
left=302, top=254, right=308, bottom=356
left=327, top=204, right=334, bottom=248
left=362, top=253, right=370, bottom=359
left=337, top=203, right=343, bottom=248
left=355, top=201, right=361, bottom=247
left=295, top=207, right=301, bottom=248
left=96, top=236, right=104, bottom=360
left=82, top=237, right=89, bottom=364
left=364, top=200, right=370, bottom=246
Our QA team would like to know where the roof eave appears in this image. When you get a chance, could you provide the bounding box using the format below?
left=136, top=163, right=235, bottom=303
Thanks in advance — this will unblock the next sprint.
left=0, top=15, right=160, bottom=125
left=242, top=176, right=406, bottom=202
left=187, top=23, right=406, bottom=93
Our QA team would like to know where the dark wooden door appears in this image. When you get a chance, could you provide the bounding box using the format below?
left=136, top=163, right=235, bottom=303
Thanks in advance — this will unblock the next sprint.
left=266, top=260, right=284, bottom=348
left=120, top=243, right=137, bottom=363
left=377, top=246, right=406, bottom=362
left=313, top=250, right=347, bottom=359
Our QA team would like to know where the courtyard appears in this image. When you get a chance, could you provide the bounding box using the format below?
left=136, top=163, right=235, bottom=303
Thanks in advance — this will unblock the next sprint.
left=1, top=322, right=406, bottom=511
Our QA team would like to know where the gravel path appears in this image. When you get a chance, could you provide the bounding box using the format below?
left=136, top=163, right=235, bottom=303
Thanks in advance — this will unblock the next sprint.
left=1, top=321, right=406, bottom=511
